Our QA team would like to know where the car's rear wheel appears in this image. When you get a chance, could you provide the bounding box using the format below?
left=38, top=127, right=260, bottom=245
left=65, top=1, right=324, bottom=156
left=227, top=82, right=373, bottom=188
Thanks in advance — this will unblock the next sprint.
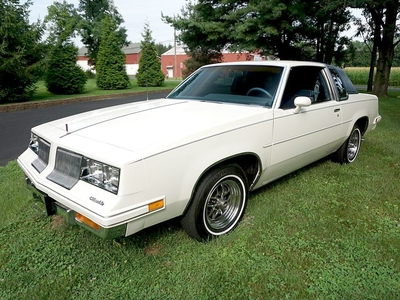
left=333, top=125, right=362, bottom=164
left=181, top=164, right=248, bottom=242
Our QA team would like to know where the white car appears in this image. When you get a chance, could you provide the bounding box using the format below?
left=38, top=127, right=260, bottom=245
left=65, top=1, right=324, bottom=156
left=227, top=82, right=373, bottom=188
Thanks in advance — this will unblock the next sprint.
left=18, top=61, right=381, bottom=241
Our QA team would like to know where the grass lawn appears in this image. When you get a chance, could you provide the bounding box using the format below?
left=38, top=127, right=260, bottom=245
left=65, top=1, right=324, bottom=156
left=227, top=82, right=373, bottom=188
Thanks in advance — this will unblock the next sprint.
left=0, top=92, right=399, bottom=299
left=29, top=78, right=180, bottom=102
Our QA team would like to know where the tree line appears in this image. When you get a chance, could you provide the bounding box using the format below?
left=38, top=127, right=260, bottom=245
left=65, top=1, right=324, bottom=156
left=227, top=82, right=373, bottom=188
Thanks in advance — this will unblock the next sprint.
left=1, top=0, right=399, bottom=104
left=0, top=0, right=165, bottom=104
left=164, top=0, right=400, bottom=96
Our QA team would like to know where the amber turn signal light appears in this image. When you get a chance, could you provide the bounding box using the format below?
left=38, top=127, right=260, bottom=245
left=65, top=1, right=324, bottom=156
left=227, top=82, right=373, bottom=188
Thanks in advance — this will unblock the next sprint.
left=148, top=199, right=165, bottom=212
left=75, top=212, right=101, bottom=231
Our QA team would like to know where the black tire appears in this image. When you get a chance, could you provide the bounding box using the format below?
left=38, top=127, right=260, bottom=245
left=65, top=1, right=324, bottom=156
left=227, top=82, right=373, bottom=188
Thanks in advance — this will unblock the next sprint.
left=181, top=164, right=248, bottom=242
left=333, top=125, right=362, bottom=164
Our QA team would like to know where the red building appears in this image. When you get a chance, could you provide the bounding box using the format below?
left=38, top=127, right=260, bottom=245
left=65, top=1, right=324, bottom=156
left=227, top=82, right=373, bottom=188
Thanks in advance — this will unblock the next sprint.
left=77, top=43, right=141, bottom=75
left=77, top=43, right=266, bottom=78
left=160, top=45, right=265, bottom=78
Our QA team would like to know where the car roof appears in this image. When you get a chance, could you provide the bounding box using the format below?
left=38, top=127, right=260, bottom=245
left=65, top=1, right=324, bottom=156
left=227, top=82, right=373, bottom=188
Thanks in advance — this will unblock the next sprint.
left=203, top=60, right=327, bottom=68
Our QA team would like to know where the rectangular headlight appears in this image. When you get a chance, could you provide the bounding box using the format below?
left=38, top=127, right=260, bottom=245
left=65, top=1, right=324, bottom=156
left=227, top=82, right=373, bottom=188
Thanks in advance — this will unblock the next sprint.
left=80, top=157, right=120, bottom=194
left=30, top=133, right=51, bottom=173
left=29, top=133, right=39, bottom=154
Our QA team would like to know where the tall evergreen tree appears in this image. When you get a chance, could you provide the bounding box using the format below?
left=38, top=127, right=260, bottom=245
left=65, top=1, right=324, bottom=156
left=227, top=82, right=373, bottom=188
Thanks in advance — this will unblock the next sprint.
left=136, top=23, right=165, bottom=87
left=96, top=14, right=130, bottom=90
left=0, top=0, right=45, bottom=103
left=78, top=0, right=128, bottom=68
left=44, top=1, right=86, bottom=95
left=163, top=0, right=227, bottom=75
left=164, top=0, right=351, bottom=64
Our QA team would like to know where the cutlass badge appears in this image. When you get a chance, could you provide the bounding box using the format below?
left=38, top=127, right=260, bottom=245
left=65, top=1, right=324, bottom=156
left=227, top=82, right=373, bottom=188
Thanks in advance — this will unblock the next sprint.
left=89, top=196, right=104, bottom=206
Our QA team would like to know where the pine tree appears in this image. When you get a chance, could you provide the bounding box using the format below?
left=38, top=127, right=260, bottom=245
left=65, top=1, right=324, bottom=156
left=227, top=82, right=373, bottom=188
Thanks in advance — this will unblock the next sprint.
left=78, top=0, right=128, bottom=68
left=136, top=23, right=165, bottom=87
left=44, top=1, right=86, bottom=95
left=96, top=15, right=130, bottom=90
left=0, top=0, right=45, bottom=103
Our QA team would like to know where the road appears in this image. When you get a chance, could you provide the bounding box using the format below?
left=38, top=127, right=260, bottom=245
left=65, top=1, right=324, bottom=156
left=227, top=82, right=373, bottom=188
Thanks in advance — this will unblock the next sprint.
left=0, top=92, right=169, bottom=166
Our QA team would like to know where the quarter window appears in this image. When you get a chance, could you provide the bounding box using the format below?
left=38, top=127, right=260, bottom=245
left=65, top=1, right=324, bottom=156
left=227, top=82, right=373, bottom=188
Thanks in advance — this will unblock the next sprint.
left=329, top=68, right=349, bottom=100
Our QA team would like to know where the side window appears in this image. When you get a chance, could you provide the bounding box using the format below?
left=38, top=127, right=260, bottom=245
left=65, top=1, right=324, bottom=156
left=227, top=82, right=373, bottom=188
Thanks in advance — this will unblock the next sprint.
left=314, top=72, right=331, bottom=103
left=280, top=66, right=331, bottom=109
left=329, top=68, right=348, bottom=100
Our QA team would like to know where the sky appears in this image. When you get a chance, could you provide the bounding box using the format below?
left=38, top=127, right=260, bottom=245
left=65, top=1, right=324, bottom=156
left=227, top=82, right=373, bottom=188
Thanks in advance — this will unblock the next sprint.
left=28, top=1, right=362, bottom=48
left=28, top=0, right=189, bottom=47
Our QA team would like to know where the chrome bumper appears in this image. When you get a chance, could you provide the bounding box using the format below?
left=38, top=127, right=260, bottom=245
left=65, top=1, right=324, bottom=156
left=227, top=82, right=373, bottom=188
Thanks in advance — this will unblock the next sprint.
left=25, top=177, right=126, bottom=239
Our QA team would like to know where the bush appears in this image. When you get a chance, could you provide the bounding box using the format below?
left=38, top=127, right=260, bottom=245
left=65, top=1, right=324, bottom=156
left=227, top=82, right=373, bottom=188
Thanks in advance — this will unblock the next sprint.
left=45, top=44, right=87, bottom=94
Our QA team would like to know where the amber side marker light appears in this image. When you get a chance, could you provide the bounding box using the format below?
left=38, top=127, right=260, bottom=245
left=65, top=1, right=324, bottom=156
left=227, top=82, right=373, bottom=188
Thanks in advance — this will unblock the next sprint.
left=148, top=199, right=165, bottom=212
left=75, top=212, right=101, bottom=231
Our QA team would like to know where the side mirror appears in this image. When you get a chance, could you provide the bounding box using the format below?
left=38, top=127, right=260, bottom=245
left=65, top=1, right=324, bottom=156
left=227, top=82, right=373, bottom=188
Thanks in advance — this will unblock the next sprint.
left=293, top=96, right=312, bottom=114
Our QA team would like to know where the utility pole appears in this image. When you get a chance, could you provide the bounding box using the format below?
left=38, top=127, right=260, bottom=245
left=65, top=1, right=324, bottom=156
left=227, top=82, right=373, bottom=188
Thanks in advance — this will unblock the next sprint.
left=174, top=25, right=177, bottom=78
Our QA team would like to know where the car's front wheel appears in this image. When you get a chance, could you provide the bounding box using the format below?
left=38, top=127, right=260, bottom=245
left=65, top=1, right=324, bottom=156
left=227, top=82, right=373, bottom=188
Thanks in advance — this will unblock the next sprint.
left=333, top=125, right=362, bottom=164
left=181, top=164, right=248, bottom=242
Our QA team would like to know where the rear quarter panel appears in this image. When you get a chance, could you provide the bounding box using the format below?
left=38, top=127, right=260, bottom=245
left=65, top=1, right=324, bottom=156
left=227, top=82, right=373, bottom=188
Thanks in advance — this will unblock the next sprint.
left=340, top=93, right=379, bottom=137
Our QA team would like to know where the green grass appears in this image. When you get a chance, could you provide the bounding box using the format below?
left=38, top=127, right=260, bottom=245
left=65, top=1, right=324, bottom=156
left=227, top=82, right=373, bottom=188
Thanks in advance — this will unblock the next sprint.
left=1, top=93, right=399, bottom=299
left=27, top=79, right=180, bottom=103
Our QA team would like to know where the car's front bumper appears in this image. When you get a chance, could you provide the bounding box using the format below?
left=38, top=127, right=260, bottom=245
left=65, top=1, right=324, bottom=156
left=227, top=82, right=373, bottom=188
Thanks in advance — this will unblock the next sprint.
left=25, top=176, right=126, bottom=239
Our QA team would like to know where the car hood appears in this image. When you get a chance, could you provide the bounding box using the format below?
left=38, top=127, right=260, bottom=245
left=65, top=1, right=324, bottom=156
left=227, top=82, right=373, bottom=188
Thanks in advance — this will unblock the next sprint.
left=38, top=99, right=270, bottom=160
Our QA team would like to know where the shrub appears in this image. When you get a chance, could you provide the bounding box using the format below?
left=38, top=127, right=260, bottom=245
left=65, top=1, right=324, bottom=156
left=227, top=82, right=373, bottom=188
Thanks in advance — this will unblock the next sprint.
left=45, top=44, right=87, bottom=94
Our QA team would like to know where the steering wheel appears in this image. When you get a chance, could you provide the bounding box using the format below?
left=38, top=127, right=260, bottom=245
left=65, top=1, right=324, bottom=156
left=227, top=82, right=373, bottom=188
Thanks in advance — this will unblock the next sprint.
left=246, top=87, right=272, bottom=98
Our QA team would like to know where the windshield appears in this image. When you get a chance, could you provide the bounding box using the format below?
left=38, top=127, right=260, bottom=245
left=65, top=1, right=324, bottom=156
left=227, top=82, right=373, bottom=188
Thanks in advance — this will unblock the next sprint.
left=167, top=65, right=283, bottom=107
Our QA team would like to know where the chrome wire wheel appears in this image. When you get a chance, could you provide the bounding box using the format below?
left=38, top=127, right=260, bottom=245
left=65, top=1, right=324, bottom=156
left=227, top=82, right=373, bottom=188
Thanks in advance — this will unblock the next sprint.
left=203, top=175, right=245, bottom=234
left=181, top=164, right=248, bottom=242
left=332, top=124, right=363, bottom=164
left=347, top=127, right=361, bottom=162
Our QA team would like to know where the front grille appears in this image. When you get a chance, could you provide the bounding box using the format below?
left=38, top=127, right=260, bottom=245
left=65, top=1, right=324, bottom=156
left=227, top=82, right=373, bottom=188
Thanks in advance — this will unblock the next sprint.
left=47, top=148, right=82, bottom=189
left=32, top=138, right=51, bottom=173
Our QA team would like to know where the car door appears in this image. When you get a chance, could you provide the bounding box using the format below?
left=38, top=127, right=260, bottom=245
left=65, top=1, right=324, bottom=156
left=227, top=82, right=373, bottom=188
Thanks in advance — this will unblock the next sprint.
left=266, top=66, right=343, bottom=181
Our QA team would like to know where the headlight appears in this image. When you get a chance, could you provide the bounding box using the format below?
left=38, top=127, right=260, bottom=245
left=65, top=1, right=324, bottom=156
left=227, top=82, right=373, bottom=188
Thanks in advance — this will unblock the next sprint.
left=29, top=133, right=39, bottom=154
left=80, top=157, right=120, bottom=194
left=29, top=133, right=51, bottom=173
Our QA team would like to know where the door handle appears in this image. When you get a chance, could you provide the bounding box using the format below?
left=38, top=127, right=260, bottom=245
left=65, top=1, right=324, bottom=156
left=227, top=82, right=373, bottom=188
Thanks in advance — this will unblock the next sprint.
left=334, top=108, right=340, bottom=113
